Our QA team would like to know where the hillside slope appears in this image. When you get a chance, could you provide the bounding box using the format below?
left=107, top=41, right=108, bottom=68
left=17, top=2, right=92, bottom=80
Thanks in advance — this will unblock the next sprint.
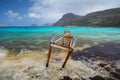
left=54, top=8, right=120, bottom=27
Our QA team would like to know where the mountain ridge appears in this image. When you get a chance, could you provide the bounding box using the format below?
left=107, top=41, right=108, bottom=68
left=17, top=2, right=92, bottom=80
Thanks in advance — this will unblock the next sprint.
left=53, top=8, right=120, bottom=27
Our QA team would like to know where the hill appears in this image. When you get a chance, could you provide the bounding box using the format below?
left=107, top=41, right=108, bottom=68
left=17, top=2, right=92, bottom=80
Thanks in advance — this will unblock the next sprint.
left=53, top=8, right=120, bottom=27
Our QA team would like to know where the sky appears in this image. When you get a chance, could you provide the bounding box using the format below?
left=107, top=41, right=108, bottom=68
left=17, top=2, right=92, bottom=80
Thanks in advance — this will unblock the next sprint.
left=0, top=0, right=120, bottom=26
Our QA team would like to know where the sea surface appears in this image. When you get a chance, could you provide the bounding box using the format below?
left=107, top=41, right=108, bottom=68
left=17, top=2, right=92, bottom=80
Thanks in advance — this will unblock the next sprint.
left=0, top=26, right=120, bottom=56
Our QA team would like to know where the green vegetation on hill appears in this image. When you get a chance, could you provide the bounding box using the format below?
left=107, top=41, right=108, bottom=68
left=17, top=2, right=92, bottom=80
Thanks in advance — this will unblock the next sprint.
left=53, top=8, right=120, bottom=27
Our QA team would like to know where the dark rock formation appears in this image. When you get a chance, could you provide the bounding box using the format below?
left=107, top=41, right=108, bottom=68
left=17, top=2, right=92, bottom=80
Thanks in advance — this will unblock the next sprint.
left=72, top=42, right=120, bottom=61
left=54, top=8, right=120, bottom=27
left=110, top=72, right=120, bottom=79
left=89, top=75, right=105, bottom=80
left=89, top=76, right=117, bottom=80
left=98, top=63, right=108, bottom=68
left=60, top=76, right=72, bottom=80
left=115, top=69, right=120, bottom=73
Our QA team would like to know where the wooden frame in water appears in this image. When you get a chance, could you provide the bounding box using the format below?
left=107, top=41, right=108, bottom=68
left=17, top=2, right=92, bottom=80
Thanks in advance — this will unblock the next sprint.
left=46, top=30, right=77, bottom=69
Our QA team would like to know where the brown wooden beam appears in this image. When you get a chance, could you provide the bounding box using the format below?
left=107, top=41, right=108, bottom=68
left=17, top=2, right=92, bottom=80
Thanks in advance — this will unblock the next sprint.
left=61, top=49, right=73, bottom=68
left=46, top=43, right=52, bottom=67
left=51, top=44, right=72, bottom=51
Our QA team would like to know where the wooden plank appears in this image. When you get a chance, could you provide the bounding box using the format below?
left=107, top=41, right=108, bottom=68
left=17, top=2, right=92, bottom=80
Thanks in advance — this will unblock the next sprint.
left=54, top=37, right=63, bottom=43
left=51, top=44, right=72, bottom=51
left=46, top=45, right=52, bottom=67
left=61, top=50, right=73, bottom=68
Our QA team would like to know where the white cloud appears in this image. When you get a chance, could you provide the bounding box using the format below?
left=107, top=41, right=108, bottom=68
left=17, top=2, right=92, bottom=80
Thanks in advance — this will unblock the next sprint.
left=18, top=16, right=22, bottom=20
left=28, top=13, right=41, bottom=18
left=5, top=10, right=19, bottom=18
left=28, top=0, right=120, bottom=23
left=5, top=10, right=23, bottom=20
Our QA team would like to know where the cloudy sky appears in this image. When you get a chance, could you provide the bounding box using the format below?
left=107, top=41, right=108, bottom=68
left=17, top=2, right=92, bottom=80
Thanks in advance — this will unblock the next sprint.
left=0, top=0, right=120, bottom=26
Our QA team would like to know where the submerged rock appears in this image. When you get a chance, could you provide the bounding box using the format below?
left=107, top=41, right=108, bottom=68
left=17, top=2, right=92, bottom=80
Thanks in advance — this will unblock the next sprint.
left=0, top=40, right=48, bottom=55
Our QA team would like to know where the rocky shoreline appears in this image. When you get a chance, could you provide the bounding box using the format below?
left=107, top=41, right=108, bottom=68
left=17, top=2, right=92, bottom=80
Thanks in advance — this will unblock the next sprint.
left=71, top=42, right=120, bottom=80
left=0, top=57, right=119, bottom=80
left=0, top=42, right=120, bottom=80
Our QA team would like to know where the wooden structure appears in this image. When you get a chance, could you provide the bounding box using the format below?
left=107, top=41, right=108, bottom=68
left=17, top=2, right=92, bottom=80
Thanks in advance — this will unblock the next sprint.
left=46, top=30, right=77, bottom=68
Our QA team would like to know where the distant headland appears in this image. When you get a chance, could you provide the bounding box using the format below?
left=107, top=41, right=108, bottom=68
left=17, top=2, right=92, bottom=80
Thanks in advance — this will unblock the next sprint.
left=53, top=8, right=120, bottom=27
left=0, top=23, right=6, bottom=27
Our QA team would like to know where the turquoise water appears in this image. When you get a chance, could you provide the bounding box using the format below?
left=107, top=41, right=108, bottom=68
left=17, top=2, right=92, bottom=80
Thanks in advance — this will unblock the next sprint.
left=0, top=26, right=120, bottom=55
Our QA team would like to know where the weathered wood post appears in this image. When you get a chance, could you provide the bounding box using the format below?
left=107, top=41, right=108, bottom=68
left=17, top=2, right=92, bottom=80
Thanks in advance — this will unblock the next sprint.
left=46, top=42, right=52, bottom=67
left=62, top=49, right=73, bottom=68
left=46, top=34, right=55, bottom=67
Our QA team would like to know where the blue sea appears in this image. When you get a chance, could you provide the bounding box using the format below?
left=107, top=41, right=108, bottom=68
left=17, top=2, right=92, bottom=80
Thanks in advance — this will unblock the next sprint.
left=0, top=26, right=120, bottom=56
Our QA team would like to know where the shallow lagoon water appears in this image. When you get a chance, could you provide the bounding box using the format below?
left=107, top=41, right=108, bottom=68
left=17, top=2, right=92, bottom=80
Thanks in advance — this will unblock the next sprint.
left=0, top=26, right=120, bottom=55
